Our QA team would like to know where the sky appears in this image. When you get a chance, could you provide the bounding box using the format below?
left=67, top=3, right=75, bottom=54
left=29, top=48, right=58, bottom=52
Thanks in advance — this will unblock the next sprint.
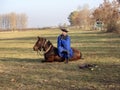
left=0, top=0, right=110, bottom=28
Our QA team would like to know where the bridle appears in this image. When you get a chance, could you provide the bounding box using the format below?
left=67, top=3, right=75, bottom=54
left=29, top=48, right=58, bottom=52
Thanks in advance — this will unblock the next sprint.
left=36, top=38, right=53, bottom=55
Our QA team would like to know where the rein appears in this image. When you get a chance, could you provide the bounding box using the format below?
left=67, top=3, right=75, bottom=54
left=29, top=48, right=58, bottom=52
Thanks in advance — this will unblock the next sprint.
left=37, top=39, right=53, bottom=55
left=37, top=50, right=44, bottom=56
left=44, top=45, right=52, bottom=54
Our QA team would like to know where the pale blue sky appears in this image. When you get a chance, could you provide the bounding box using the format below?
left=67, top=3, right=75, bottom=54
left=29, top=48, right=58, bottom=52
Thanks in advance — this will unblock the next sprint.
left=0, top=0, right=111, bottom=28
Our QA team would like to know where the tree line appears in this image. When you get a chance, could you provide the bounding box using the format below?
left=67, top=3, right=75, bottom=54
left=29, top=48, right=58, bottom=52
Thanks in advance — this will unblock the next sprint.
left=68, top=0, right=120, bottom=33
left=0, top=12, right=27, bottom=31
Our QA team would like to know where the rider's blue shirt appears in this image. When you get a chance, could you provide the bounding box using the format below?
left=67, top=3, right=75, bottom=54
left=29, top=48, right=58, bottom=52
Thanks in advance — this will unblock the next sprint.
left=57, top=35, right=73, bottom=59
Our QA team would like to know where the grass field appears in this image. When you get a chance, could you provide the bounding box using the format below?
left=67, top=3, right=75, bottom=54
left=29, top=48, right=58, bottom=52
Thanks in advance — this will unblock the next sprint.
left=0, top=29, right=120, bottom=90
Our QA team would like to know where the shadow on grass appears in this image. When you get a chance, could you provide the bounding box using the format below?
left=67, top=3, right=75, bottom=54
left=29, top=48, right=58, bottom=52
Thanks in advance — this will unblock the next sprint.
left=0, top=57, right=44, bottom=63
left=0, top=36, right=36, bottom=41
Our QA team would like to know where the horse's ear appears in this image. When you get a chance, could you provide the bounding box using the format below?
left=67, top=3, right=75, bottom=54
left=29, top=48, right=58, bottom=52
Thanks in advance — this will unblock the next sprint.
left=37, top=36, right=40, bottom=39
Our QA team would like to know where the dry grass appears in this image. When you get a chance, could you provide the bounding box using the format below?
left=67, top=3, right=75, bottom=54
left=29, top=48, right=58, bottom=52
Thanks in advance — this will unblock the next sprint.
left=0, top=29, right=120, bottom=90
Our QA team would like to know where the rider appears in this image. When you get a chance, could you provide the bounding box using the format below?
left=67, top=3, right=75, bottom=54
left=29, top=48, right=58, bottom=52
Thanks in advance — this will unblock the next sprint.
left=57, top=28, right=73, bottom=63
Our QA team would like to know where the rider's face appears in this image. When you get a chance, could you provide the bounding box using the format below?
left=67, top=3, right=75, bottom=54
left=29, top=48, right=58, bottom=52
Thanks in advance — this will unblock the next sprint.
left=62, top=31, right=67, bottom=36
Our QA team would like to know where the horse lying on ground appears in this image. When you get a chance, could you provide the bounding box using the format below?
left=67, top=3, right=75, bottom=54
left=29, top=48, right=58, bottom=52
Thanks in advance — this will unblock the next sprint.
left=33, top=36, right=82, bottom=62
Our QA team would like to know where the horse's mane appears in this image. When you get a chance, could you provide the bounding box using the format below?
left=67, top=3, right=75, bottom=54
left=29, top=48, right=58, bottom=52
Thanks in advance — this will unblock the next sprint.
left=38, top=37, right=54, bottom=47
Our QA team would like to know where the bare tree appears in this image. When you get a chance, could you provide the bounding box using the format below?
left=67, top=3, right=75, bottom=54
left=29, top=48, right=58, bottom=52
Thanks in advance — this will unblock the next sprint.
left=68, top=11, right=79, bottom=26
left=92, top=0, right=120, bottom=32
left=9, top=12, right=17, bottom=31
left=78, top=5, right=91, bottom=30
left=21, top=13, right=27, bottom=29
left=0, top=13, right=28, bottom=31
left=16, top=13, right=27, bottom=30
left=68, top=4, right=91, bottom=30
left=0, top=15, right=2, bottom=29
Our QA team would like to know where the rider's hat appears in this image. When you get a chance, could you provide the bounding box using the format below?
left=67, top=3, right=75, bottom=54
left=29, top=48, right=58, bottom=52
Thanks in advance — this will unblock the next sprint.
left=60, top=28, right=68, bottom=32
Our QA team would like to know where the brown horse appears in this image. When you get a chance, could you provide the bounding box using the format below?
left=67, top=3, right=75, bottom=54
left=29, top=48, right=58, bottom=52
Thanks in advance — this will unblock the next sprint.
left=33, top=36, right=82, bottom=62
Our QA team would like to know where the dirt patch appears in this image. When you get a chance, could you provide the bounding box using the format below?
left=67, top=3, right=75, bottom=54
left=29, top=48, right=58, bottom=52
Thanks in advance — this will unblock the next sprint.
left=0, top=64, right=6, bottom=73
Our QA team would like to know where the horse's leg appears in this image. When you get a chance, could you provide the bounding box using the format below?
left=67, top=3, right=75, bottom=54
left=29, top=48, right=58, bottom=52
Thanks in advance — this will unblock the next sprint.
left=42, top=55, right=54, bottom=62
left=54, top=55, right=64, bottom=62
left=45, top=55, right=64, bottom=62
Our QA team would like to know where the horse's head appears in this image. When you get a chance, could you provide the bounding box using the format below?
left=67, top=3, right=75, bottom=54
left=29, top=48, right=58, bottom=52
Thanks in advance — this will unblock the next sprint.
left=33, top=36, right=45, bottom=51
